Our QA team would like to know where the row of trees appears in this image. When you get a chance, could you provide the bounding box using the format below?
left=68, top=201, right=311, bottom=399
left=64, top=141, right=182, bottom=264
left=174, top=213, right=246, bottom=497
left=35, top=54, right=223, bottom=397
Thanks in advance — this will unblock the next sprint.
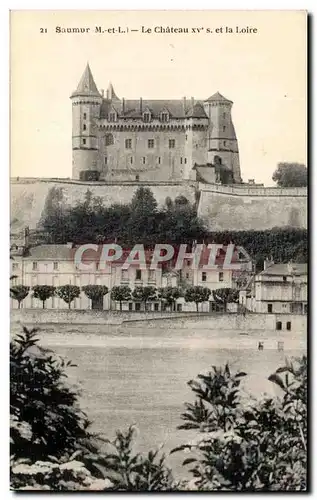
left=11, top=327, right=307, bottom=491
left=10, top=284, right=239, bottom=312
left=39, top=186, right=307, bottom=268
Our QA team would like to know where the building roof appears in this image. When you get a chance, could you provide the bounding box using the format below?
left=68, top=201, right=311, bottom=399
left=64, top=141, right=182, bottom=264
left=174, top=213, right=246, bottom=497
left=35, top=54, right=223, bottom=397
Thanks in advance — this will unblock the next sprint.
left=24, top=245, right=73, bottom=261
left=107, top=82, right=120, bottom=101
left=99, top=99, right=211, bottom=119
left=71, top=63, right=101, bottom=98
left=259, top=263, right=307, bottom=277
left=185, top=102, right=208, bottom=118
left=205, top=92, right=232, bottom=104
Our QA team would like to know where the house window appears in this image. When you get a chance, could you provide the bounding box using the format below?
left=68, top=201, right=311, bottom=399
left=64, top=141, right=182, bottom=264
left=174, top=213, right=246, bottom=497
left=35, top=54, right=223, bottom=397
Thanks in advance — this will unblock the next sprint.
left=286, top=321, right=291, bottom=331
left=186, top=273, right=189, bottom=279
left=53, top=262, right=58, bottom=271
left=83, top=124, right=87, bottom=131
left=32, top=262, right=37, bottom=271
left=105, top=133, right=114, bottom=146
left=268, top=304, right=273, bottom=313
left=128, top=302, right=133, bottom=311
left=276, top=321, right=282, bottom=330
left=169, top=139, right=175, bottom=149
left=149, top=270, right=155, bottom=282
left=136, top=269, right=142, bottom=280
left=283, top=276, right=287, bottom=282
left=202, top=271, right=207, bottom=282
left=141, top=157, right=146, bottom=165
left=304, top=304, right=308, bottom=314
left=135, top=175, right=139, bottom=181
left=12, top=263, right=18, bottom=270
left=177, top=303, right=182, bottom=312
left=154, top=303, right=159, bottom=311
left=105, top=156, right=107, bottom=165
left=143, top=112, right=151, bottom=123
left=219, top=272, right=224, bottom=282
left=125, top=139, right=132, bottom=149
left=83, top=139, right=86, bottom=145
left=135, top=302, right=141, bottom=311
left=148, top=139, right=155, bottom=149
left=161, top=112, right=169, bottom=122
left=121, top=269, right=129, bottom=281
left=158, top=157, right=161, bottom=165
left=83, top=113, right=87, bottom=119
left=108, top=112, right=116, bottom=122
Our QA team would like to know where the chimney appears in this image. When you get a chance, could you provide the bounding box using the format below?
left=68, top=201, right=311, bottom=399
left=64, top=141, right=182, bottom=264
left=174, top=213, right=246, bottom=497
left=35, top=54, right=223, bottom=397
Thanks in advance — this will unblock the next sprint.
left=264, top=257, right=274, bottom=271
left=100, top=89, right=104, bottom=97
left=140, top=97, right=143, bottom=114
left=122, top=97, right=125, bottom=114
left=183, top=96, right=186, bottom=113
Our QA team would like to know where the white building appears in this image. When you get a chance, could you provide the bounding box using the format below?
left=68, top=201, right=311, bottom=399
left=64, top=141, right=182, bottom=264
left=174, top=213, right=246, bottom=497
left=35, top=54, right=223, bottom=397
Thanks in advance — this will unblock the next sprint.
left=240, top=261, right=307, bottom=315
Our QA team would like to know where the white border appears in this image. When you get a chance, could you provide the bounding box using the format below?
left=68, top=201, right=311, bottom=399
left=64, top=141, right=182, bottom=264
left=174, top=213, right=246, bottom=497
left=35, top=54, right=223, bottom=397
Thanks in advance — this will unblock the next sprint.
left=2, top=3, right=314, bottom=498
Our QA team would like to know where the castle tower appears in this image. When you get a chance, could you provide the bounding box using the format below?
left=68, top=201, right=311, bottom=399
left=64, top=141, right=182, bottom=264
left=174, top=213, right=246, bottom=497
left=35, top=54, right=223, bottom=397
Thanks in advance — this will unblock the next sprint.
left=70, top=64, right=102, bottom=180
left=203, top=92, right=242, bottom=183
left=184, top=101, right=209, bottom=180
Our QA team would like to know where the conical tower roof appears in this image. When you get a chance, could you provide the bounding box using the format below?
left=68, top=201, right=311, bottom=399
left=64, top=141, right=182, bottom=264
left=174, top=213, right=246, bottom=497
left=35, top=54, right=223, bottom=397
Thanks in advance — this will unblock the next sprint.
left=71, top=63, right=101, bottom=97
left=205, top=91, right=232, bottom=104
left=107, top=82, right=120, bottom=101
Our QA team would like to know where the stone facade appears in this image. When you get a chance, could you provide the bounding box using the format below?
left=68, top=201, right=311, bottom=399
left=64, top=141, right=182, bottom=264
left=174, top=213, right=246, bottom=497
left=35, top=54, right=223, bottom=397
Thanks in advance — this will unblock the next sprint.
left=71, top=64, right=242, bottom=183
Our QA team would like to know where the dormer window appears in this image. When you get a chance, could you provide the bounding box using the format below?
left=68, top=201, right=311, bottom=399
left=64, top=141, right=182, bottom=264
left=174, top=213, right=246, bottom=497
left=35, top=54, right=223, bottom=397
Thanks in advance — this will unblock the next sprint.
left=143, top=112, right=151, bottom=123
left=108, top=112, right=116, bottom=122
left=160, top=112, right=169, bottom=122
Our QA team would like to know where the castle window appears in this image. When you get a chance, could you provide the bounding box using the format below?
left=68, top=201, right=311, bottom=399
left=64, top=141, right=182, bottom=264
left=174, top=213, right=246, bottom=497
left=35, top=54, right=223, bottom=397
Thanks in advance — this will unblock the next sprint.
left=224, top=140, right=227, bottom=147
left=108, top=112, right=116, bottom=122
left=125, top=139, right=132, bottom=149
left=83, top=124, right=87, bottom=131
left=160, top=112, right=169, bottom=122
left=184, top=158, right=187, bottom=164
left=143, top=112, right=151, bottom=123
left=105, top=156, right=107, bottom=165
left=223, top=126, right=226, bottom=132
left=141, top=157, right=146, bottom=165
left=83, top=138, right=86, bottom=145
left=32, top=262, right=38, bottom=271
left=83, top=113, right=87, bottom=119
left=202, top=271, right=207, bottom=282
left=136, top=175, right=140, bottom=181
left=130, top=156, right=133, bottom=164
left=180, top=157, right=183, bottom=164
left=105, top=133, right=114, bottom=146
left=148, top=139, right=154, bottom=149
left=223, top=112, right=226, bottom=119
left=185, top=134, right=188, bottom=140
left=169, top=139, right=175, bottom=149
left=158, top=157, right=161, bottom=165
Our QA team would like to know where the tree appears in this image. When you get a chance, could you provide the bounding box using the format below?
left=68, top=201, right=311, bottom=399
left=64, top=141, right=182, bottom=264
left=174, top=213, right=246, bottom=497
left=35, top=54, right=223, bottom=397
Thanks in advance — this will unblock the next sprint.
left=172, top=356, right=307, bottom=491
left=10, top=285, right=29, bottom=309
left=56, top=285, right=81, bottom=309
left=129, top=188, right=159, bottom=245
left=132, top=286, right=157, bottom=310
left=110, top=285, right=132, bottom=311
left=32, top=285, right=55, bottom=309
left=82, top=285, right=109, bottom=309
left=212, top=287, right=239, bottom=312
left=184, top=286, right=211, bottom=312
left=158, top=287, right=183, bottom=311
left=272, top=163, right=307, bottom=187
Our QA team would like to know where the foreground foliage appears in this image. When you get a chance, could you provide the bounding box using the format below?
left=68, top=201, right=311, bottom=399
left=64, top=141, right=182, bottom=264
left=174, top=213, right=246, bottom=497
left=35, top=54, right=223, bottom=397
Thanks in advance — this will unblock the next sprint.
left=10, top=327, right=307, bottom=491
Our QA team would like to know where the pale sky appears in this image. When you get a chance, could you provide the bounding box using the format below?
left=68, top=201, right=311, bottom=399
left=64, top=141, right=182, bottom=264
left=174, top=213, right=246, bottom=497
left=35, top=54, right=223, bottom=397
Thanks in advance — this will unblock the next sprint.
left=10, top=10, right=307, bottom=185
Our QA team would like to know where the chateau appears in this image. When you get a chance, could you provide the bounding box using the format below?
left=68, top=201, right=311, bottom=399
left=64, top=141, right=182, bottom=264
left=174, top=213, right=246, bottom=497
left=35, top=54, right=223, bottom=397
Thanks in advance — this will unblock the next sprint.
left=71, top=63, right=242, bottom=184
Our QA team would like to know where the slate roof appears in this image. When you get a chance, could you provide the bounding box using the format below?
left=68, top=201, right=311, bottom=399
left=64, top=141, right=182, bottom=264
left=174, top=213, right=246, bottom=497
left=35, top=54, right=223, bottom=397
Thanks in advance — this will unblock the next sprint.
left=71, top=63, right=101, bottom=98
left=24, top=245, right=74, bottom=260
left=99, top=99, right=209, bottom=119
left=259, top=263, right=307, bottom=277
left=205, top=92, right=232, bottom=104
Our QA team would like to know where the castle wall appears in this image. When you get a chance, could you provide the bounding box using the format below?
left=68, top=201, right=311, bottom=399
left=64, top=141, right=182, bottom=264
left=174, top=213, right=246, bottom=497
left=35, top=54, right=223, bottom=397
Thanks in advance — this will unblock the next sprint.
left=197, top=183, right=307, bottom=230
left=97, top=124, right=187, bottom=181
left=10, top=178, right=307, bottom=233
